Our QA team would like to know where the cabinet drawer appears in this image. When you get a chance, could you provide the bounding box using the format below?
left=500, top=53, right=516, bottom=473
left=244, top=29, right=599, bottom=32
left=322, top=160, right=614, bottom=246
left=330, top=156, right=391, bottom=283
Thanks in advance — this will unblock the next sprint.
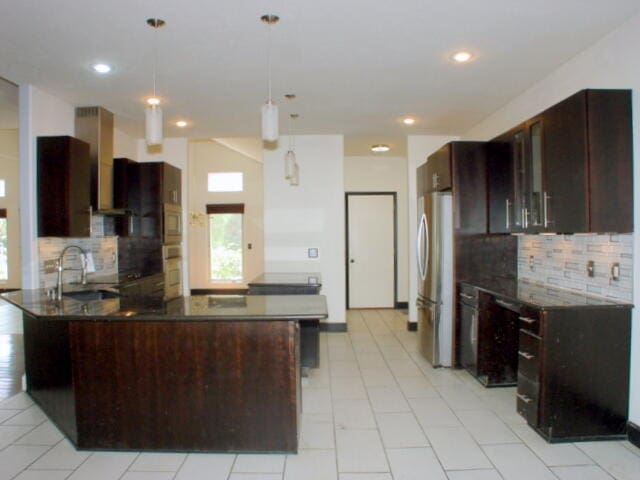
left=518, top=330, right=541, bottom=381
left=517, top=373, right=539, bottom=426
left=518, top=307, right=541, bottom=336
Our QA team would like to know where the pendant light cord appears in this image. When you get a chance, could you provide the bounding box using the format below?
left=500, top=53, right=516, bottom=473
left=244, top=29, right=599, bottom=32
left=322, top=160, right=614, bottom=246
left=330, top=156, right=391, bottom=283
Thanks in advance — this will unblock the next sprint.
left=267, top=21, right=272, bottom=104
left=153, top=19, right=158, bottom=98
left=288, top=115, right=292, bottom=150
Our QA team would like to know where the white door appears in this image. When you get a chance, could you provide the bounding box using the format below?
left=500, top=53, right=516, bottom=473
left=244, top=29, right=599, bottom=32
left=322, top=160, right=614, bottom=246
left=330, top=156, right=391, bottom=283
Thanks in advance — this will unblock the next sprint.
left=347, top=194, right=395, bottom=308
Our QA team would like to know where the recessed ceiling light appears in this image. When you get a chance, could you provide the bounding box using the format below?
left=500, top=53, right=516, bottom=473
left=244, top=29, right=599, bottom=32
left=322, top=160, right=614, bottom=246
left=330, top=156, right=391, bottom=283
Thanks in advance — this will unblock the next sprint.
left=371, top=144, right=390, bottom=153
left=146, top=97, right=161, bottom=106
left=403, top=117, right=415, bottom=125
left=452, top=51, right=473, bottom=63
left=175, top=120, right=188, bottom=128
left=92, top=63, right=112, bottom=74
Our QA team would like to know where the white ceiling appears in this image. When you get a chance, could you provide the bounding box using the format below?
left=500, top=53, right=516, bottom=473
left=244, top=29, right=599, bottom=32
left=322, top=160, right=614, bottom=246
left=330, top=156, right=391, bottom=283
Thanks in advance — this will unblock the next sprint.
left=1, top=0, right=639, bottom=152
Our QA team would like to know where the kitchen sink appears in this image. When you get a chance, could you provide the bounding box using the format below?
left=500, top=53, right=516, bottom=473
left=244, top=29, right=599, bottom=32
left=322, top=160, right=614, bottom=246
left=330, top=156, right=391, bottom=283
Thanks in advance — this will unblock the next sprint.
left=62, top=290, right=121, bottom=301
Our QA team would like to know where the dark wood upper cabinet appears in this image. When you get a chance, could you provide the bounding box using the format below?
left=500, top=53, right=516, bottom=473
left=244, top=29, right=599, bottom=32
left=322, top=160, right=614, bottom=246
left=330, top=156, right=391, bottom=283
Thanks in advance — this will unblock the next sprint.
left=37, top=136, right=92, bottom=237
left=113, top=158, right=139, bottom=237
left=425, top=144, right=453, bottom=192
left=451, top=142, right=487, bottom=234
left=488, top=89, right=632, bottom=234
left=163, top=163, right=181, bottom=206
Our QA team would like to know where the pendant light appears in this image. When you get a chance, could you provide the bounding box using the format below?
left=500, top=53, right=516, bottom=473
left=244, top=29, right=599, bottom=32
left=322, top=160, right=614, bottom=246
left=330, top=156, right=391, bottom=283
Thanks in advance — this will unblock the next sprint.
left=145, top=18, right=165, bottom=146
left=261, top=14, right=279, bottom=142
left=285, top=113, right=298, bottom=180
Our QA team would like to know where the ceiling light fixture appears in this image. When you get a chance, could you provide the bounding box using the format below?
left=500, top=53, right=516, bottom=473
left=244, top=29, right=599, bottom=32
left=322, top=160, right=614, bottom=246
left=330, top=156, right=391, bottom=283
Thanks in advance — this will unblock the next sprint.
left=452, top=51, right=473, bottom=63
left=145, top=17, right=166, bottom=147
left=261, top=14, right=280, bottom=142
left=403, top=117, right=415, bottom=125
left=285, top=114, right=299, bottom=186
left=176, top=120, right=188, bottom=128
left=92, top=63, right=112, bottom=74
left=371, top=144, right=390, bottom=153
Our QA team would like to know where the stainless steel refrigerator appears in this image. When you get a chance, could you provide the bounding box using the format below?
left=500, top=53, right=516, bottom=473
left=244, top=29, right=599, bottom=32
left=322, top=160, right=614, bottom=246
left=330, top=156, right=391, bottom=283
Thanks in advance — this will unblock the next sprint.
left=416, top=192, right=453, bottom=367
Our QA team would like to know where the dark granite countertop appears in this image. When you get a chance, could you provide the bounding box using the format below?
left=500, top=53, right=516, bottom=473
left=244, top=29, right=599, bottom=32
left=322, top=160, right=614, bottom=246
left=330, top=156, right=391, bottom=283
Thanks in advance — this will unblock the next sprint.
left=248, top=272, right=322, bottom=287
left=0, top=288, right=329, bottom=321
left=460, top=278, right=632, bottom=309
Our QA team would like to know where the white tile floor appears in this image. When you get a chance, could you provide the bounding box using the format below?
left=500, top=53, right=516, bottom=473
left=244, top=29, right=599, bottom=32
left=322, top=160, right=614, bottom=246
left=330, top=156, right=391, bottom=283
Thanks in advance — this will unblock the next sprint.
left=0, top=308, right=638, bottom=479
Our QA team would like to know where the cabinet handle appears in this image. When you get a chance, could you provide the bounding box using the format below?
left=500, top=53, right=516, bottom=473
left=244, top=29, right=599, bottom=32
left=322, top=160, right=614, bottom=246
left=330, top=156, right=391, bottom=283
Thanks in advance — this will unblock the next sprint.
left=516, top=393, right=532, bottom=404
left=88, top=205, right=93, bottom=235
left=505, top=199, right=511, bottom=229
left=471, top=313, right=477, bottom=345
left=522, top=207, right=529, bottom=229
left=518, top=350, right=535, bottom=360
left=495, top=298, right=517, bottom=310
left=519, top=316, right=536, bottom=324
left=433, top=173, right=439, bottom=189
left=543, top=192, right=552, bottom=228
left=129, top=216, right=133, bottom=235
left=460, top=293, right=474, bottom=300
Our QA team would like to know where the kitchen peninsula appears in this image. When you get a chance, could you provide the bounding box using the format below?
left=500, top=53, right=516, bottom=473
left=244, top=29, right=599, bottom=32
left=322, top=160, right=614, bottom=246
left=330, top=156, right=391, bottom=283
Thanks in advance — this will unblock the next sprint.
left=1, top=290, right=328, bottom=453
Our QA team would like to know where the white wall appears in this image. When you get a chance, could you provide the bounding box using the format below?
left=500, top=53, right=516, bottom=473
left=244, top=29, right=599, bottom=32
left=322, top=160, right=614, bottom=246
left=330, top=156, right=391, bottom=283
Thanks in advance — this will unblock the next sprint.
left=460, top=12, right=640, bottom=427
left=263, top=135, right=345, bottom=325
left=188, top=140, right=264, bottom=289
left=137, top=138, right=190, bottom=293
left=344, top=156, right=408, bottom=303
left=407, top=135, right=459, bottom=324
left=114, top=128, right=137, bottom=160
left=19, top=84, right=75, bottom=289
left=0, top=129, right=21, bottom=288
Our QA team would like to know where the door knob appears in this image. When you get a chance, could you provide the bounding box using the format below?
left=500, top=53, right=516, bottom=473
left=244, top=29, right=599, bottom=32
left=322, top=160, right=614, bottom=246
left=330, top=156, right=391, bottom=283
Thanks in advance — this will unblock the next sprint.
left=350, top=259, right=355, bottom=263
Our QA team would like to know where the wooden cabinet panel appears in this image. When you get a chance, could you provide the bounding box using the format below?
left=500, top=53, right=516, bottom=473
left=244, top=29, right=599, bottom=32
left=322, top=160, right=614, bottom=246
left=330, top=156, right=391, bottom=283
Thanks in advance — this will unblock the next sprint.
left=426, top=144, right=452, bottom=192
left=452, top=142, right=487, bottom=233
left=37, top=136, right=92, bottom=237
left=163, top=163, right=182, bottom=206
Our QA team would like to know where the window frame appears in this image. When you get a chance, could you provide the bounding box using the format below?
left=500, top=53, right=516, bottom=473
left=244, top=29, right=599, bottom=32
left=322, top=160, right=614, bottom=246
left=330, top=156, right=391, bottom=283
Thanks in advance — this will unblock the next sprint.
left=206, top=204, right=245, bottom=284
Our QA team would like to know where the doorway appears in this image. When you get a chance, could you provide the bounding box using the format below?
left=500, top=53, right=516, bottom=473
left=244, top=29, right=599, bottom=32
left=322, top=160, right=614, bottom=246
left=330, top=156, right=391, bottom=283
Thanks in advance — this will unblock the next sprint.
left=346, top=192, right=397, bottom=309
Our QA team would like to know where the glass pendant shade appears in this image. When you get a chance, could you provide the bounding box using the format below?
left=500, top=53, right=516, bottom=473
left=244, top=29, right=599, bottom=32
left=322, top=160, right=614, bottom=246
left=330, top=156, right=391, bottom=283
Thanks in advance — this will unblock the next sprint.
left=289, top=161, right=300, bottom=186
left=145, top=104, right=163, bottom=146
left=262, top=101, right=279, bottom=142
left=284, top=150, right=296, bottom=179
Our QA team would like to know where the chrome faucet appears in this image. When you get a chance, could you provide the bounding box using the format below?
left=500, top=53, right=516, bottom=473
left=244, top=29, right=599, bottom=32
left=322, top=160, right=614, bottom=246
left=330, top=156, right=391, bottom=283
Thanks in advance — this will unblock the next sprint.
left=56, top=245, right=88, bottom=300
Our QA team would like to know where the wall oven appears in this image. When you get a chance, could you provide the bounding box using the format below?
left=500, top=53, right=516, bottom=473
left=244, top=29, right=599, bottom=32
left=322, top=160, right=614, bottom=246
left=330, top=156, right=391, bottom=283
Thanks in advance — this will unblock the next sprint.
left=163, top=245, right=182, bottom=299
left=164, top=203, right=182, bottom=244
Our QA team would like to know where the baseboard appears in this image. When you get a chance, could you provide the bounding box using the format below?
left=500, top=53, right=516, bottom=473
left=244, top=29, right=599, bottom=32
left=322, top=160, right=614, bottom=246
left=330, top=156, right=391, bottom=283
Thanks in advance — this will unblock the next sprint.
left=395, top=301, right=408, bottom=309
left=407, top=321, right=417, bottom=331
left=628, top=421, right=640, bottom=450
left=190, top=288, right=248, bottom=295
left=320, top=323, right=348, bottom=333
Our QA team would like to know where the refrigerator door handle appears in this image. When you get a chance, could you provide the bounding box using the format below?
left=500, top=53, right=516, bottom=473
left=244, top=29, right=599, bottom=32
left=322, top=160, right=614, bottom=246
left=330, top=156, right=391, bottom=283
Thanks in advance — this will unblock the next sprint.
left=416, top=213, right=427, bottom=281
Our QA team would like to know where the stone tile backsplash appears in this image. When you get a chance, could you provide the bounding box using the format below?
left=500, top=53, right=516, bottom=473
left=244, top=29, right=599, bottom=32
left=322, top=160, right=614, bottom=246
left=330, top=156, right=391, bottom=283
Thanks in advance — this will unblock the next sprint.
left=518, top=234, right=633, bottom=302
left=38, top=216, right=118, bottom=288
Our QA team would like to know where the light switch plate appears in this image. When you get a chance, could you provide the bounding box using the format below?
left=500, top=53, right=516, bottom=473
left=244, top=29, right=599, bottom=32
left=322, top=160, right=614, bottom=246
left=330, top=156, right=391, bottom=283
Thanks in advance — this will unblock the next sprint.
left=308, top=248, right=319, bottom=259
left=611, top=262, right=620, bottom=281
left=529, top=255, right=534, bottom=271
left=587, top=260, right=595, bottom=278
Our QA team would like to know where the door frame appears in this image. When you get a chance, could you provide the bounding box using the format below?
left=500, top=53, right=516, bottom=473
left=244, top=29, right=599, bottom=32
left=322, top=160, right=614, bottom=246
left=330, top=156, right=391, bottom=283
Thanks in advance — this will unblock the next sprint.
left=345, top=192, right=398, bottom=309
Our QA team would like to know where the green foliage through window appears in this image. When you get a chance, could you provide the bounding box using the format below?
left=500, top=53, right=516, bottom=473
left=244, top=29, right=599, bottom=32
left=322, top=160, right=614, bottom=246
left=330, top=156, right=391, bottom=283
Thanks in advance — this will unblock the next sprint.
left=209, top=213, right=243, bottom=282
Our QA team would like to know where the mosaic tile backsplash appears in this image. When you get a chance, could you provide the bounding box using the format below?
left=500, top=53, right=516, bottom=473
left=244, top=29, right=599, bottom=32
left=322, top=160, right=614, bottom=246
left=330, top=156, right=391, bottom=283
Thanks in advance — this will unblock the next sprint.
left=38, top=216, right=118, bottom=288
left=518, top=234, right=633, bottom=302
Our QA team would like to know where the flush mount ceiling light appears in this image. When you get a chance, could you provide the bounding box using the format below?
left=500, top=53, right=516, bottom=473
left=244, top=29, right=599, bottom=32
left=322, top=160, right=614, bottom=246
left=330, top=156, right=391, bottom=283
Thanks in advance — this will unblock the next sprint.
left=371, top=144, right=390, bottom=153
left=403, top=117, right=415, bottom=125
left=145, top=17, right=166, bottom=147
left=452, top=51, right=473, bottom=63
left=175, top=120, right=188, bottom=128
left=92, top=63, right=112, bottom=74
left=261, top=14, right=280, bottom=142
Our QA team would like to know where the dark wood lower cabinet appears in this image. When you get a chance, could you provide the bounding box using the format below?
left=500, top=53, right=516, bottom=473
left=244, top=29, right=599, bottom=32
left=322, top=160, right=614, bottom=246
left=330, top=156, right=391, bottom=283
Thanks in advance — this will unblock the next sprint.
left=23, top=314, right=300, bottom=452
left=517, top=306, right=631, bottom=442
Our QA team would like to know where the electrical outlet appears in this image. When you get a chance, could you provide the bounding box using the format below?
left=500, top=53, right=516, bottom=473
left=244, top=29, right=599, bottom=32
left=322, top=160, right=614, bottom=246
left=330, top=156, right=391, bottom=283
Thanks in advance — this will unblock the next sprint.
left=611, top=262, right=620, bottom=281
left=529, top=255, right=534, bottom=271
left=43, top=259, right=58, bottom=274
left=308, top=248, right=319, bottom=259
left=587, top=260, right=595, bottom=278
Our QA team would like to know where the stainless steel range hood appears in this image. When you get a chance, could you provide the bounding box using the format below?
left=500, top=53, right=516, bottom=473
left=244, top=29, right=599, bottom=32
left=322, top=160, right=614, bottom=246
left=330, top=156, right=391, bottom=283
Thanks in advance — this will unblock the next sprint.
left=75, top=106, right=123, bottom=214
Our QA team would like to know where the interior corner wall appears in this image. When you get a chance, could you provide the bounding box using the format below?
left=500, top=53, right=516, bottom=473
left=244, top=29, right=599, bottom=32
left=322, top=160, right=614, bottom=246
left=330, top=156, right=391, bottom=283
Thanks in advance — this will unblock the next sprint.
left=459, top=12, right=640, bottom=426
left=263, top=135, right=345, bottom=324
left=19, top=84, right=76, bottom=289
left=137, top=138, right=190, bottom=293
left=344, top=156, right=409, bottom=304
left=407, top=135, right=459, bottom=325
left=187, top=140, right=264, bottom=290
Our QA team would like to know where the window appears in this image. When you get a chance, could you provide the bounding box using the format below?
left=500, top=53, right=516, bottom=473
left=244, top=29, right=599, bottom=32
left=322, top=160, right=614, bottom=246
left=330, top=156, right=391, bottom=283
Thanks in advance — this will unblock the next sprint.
left=0, top=179, right=5, bottom=197
left=0, top=209, right=7, bottom=281
left=207, top=204, right=244, bottom=282
left=208, top=172, right=243, bottom=192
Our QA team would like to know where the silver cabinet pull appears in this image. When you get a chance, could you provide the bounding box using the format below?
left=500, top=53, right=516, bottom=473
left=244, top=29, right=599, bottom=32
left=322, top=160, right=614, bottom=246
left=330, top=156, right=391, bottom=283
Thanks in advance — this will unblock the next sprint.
left=518, top=350, right=534, bottom=360
left=495, top=299, right=517, bottom=310
left=543, top=192, right=552, bottom=228
left=519, top=316, right=536, bottom=324
left=522, top=207, right=529, bottom=229
left=460, top=293, right=474, bottom=300
left=505, top=198, right=511, bottom=229
left=516, top=393, right=532, bottom=404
